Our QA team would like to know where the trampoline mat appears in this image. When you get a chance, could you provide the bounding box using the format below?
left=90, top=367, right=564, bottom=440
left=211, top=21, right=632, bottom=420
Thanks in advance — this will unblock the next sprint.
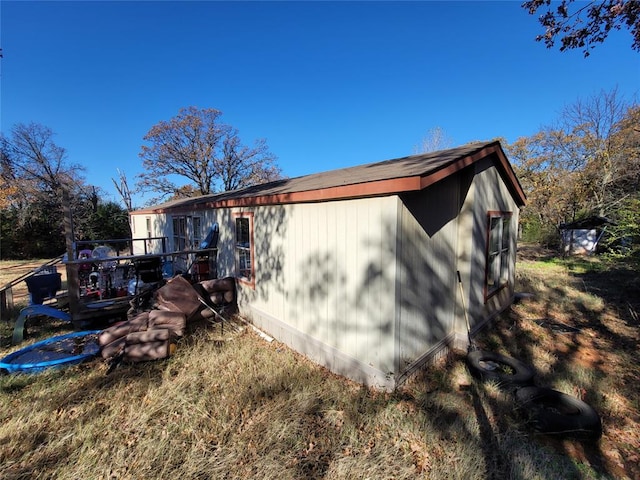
left=1, top=331, right=101, bottom=373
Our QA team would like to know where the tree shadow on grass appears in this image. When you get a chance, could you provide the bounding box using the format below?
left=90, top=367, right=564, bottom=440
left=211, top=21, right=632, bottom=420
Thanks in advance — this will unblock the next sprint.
left=2, top=272, right=637, bottom=480
left=469, top=258, right=640, bottom=480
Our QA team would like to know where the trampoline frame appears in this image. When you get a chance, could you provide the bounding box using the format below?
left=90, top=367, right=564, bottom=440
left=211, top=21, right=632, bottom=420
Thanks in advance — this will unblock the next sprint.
left=1, top=330, right=102, bottom=374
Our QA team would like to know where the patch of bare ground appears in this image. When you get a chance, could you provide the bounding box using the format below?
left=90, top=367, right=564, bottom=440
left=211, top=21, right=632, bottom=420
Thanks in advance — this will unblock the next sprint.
left=0, top=259, right=68, bottom=305
left=464, top=244, right=640, bottom=479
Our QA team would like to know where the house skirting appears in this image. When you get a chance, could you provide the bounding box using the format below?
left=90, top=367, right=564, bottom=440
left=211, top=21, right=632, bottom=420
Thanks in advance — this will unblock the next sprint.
left=244, top=305, right=397, bottom=390
left=242, top=293, right=514, bottom=391
left=244, top=306, right=478, bottom=390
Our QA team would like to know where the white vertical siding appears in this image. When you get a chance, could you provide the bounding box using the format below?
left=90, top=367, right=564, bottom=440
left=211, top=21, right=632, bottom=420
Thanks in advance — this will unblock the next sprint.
left=129, top=159, right=520, bottom=388
left=130, top=215, right=145, bottom=254
left=454, top=169, right=476, bottom=340
left=467, top=159, right=520, bottom=327
left=130, top=213, right=166, bottom=255
left=242, top=196, right=398, bottom=375
left=396, top=175, right=461, bottom=369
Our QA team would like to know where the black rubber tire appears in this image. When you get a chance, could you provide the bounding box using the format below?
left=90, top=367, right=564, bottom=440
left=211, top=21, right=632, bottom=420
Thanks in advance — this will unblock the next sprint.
left=466, top=350, right=535, bottom=386
left=515, top=386, right=602, bottom=440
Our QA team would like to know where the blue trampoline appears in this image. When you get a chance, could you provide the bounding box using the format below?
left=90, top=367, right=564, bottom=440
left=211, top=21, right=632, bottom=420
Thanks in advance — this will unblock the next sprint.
left=0, top=330, right=101, bottom=374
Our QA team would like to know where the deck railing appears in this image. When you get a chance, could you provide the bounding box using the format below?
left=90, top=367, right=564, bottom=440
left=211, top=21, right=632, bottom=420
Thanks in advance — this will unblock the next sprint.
left=1, top=236, right=218, bottom=322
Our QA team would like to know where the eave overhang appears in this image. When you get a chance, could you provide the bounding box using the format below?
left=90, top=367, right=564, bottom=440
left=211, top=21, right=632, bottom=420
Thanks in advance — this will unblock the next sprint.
left=131, top=141, right=526, bottom=215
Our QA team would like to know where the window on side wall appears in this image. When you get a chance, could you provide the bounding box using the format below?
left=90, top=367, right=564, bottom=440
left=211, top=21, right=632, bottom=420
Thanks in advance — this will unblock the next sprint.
left=486, top=212, right=512, bottom=297
left=234, top=213, right=254, bottom=284
left=192, top=216, right=202, bottom=249
left=172, top=217, right=187, bottom=251
left=145, top=216, right=152, bottom=252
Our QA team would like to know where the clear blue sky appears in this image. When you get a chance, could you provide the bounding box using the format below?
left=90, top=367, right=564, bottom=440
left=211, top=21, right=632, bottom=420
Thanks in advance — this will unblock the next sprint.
left=2, top=1, right=638, bottom=207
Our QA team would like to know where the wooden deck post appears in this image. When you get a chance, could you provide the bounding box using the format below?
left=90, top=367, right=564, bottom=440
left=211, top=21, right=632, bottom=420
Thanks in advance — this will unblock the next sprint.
left=63, top=187, right=80, bottom=319
left=0, top=286, right=14, bottom=321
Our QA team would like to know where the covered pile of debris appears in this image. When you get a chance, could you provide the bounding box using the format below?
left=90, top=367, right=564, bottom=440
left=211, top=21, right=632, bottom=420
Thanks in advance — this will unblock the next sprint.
left=98, top=275, right=237, bottom=368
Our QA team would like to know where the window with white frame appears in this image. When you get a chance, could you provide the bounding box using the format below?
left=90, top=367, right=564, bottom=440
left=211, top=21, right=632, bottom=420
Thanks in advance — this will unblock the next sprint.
left=486, top=212, right=512, bottom=295
left=145, top=216, right=153, bottom=252
left=172, top=217, right=187, bottom=251
left=235, top=214, right=253, bottom=281
left=192, top=216, right=202, bottom=249
left=172, top=215, right=203, bottom=251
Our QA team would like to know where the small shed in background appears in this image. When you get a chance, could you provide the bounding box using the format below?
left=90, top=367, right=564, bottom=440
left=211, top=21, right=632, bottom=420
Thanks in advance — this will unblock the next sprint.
left=130, top=141, right=526, bottom=389
left=560, top=216, right=614, bottom=255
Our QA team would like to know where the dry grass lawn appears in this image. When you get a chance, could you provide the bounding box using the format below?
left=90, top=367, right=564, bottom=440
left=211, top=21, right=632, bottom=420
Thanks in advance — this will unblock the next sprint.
left=0, top=258, right=67, bottom=306
left=0, top=246, right=638, bottom=479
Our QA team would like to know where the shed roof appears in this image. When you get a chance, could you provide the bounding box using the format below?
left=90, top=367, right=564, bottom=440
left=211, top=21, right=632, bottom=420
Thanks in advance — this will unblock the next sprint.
left=133, top=140, right=525, bottom=214
left=560, top=216, right=616, bottom=230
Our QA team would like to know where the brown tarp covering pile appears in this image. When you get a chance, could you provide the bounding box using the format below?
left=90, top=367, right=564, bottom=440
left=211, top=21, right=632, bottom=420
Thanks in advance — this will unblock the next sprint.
left=99, top=276, right=237, bottom=364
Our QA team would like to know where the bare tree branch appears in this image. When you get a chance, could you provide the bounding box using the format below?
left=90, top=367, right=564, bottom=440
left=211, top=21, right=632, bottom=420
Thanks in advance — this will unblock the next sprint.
left=1, top=122, right=85, bottom=195
left=413, top=126, right=454, bottom=154
left=111, top=168, right=134, bottom=211
left=136, top=107, right=282, bottom=202
left=523, top=0, right=640, bottom=56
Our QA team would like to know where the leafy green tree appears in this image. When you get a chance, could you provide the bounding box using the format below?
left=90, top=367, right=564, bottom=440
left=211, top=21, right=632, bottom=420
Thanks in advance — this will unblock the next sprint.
left=523, top=0, right=640, bottom=56
left=89, top=201, right=131, bottom=241
left=600, top=195, right=640, bottom=255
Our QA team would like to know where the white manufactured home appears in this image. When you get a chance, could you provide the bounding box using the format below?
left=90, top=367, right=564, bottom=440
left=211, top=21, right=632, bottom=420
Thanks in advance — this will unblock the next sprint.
left=130, top=141, right=526, bottom=389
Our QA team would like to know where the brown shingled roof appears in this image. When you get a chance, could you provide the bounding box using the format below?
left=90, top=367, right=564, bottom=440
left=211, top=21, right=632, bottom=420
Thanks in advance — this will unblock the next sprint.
left=132, top=140, right=525, bottom=214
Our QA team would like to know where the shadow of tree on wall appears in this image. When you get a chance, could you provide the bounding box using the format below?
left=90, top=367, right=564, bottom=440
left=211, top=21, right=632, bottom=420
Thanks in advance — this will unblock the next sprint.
left=11, top=202, right=625, bottom=477
left=467, top=157, right=513, bottom=327
left=251, top=205, right=288, bottom=302
left=131, top=163, right=629, bottom=478
left=280, top=173, right=468, bottom=384
left=394, top=180, right=465, bottom=370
